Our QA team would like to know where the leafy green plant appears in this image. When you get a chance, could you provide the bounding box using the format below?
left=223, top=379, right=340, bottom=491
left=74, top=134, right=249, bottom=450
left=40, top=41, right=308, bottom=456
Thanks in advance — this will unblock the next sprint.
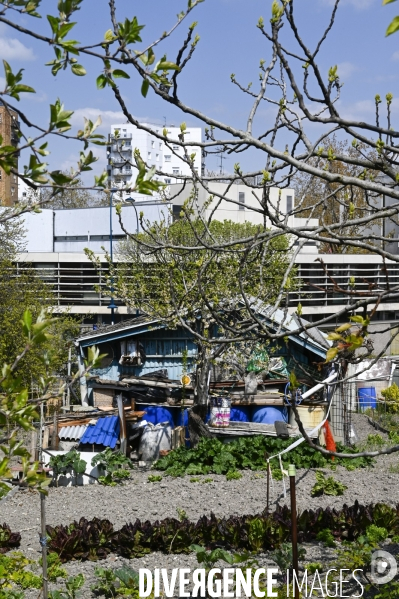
left=49, top=450, right=87, bottom=486
left=307, top=562, right=322, bottom=574
left=311, top=471, right=347, bottom=497
left=91, top=567, right=119, bottom=599
left=39, top=553, right=67, bottom=582
left=147, top=475, right=162, bottom=483
left=155, top=435, right=374, bottom=478
left=92, top=449, right=133, bottom=486
left=49, top=574, right=84, bottom=599
left=46, top=502, right=399, bottom=563
left=0, top=525, right=20, bottom=554
left=316, top=529, right=336, bottom=548
left=189, top=477, right=200, bottom=482
left=271, top=543, right=306, bottom=580
left=365, top=524, right=388, bottom=544
left=201, top=477, right=213, bottom=483
left=0, top=552, right=42, bottom=593
left=226, top=470, right=242, bottom=481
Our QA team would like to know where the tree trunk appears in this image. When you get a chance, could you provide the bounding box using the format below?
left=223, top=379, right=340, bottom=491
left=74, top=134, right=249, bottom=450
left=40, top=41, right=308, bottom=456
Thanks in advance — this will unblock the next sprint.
left=189, top=353, right=212, bottom=447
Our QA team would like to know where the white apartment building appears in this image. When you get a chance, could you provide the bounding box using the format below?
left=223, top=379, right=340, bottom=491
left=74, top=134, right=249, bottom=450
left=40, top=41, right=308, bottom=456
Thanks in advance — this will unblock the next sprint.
left=107, top=122, right=202, bottom=200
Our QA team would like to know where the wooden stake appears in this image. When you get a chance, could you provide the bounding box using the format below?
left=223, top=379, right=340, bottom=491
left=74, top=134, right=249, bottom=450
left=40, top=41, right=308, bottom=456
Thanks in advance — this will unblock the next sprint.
left=289, top=464, right=299, bottom=599
left=40, top=492, right=48, bottom=599
left=117, top=394, right=127, bottom=456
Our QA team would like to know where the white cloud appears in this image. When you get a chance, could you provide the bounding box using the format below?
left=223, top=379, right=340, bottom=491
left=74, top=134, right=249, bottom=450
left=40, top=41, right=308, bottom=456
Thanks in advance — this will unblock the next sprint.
left=0, top=35, right=35, bottom=61
left=337, top=62, right=357, bottom=80
left=70, top=108, right=125, bottom=132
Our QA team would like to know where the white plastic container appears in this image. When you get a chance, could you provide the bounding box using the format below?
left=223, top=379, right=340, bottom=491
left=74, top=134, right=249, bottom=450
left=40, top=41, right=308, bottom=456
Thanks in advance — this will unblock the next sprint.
left=139, top=421, right=172, bottom=463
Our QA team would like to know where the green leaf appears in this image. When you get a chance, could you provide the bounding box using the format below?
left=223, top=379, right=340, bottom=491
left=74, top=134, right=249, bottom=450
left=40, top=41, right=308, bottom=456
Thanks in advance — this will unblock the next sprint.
left=326, top=347, right=339, bottom=362
left=155, top=61, right=180, bottom=72
left=141, top=79, right=149, bottom=97
left=96, top=74, right=107, bottom=89
left=104, top=29, right=116, bottom=41
left=47, top=15, right=60, bottom=35
left=383, top=0, right=397, bottom=4
left=22, top=310, right=32, bottom=333
left=386, top=15, right=399, bottom=35
left=71, top=64, right=86, bottom=76
left=112, top=69, right=130, bottom=79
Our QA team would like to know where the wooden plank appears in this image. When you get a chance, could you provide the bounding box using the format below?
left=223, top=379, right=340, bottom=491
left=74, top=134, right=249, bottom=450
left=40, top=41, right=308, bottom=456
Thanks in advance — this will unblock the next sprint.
left=42, top=427, right=50, bottom=450
left=121, top=378, right=181, bottom=389
left=231, top=398, right=284, bottom=406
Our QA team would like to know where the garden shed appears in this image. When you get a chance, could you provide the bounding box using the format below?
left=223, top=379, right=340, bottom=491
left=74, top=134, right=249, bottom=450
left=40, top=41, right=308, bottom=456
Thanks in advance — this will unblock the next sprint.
left=74, top=310, right=337, bottom=439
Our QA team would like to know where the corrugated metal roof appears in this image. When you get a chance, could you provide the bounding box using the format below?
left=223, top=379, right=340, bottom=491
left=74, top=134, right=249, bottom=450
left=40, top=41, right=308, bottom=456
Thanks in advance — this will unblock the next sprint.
left=76, top=315, right=158, bottom=342
left=58, top=424, right=87, bottom=440
left=79, top=416, right=120, bottom=448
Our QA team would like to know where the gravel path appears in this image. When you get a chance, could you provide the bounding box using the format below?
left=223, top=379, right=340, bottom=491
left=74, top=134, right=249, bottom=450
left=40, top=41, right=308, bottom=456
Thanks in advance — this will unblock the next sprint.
left=2, top=413, right=398, bottom=598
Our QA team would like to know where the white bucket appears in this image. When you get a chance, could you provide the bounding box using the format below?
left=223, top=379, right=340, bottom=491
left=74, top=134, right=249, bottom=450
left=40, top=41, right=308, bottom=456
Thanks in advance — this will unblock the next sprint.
left=209, top=407, right=230, bottom=427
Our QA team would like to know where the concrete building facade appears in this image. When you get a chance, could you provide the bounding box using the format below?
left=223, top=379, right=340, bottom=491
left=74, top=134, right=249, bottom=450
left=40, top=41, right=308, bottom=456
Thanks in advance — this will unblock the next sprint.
left=107, top=122, right=202, bottom=200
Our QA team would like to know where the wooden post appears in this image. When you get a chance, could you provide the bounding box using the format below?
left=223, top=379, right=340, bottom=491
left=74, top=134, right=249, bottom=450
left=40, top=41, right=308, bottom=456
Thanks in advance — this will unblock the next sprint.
left=117, top=394, right=127, bottom=456
left=52, top=409, right=59, bottom=450
left=66, top=346, right=71, bottom=410
left=30, top=430, right=38, bottom=462
left=289, top=464, right=299, bottom=599
left=40, top=492, right=48, bottom=599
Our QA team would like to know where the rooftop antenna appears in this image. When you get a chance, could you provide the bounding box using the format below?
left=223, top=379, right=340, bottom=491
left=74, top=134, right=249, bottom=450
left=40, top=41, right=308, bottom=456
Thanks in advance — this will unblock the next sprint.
left=218, top=147, right=226, bottom=175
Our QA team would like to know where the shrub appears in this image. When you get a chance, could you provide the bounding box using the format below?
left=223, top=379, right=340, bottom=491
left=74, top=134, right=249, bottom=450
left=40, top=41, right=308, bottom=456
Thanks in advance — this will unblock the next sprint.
left=381, top=384, right=399, bottom=413
left=0, top=524, right=21, bottom=554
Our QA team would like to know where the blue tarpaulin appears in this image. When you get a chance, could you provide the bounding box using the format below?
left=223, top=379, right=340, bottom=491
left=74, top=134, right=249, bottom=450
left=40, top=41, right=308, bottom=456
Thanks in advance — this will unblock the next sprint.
left=79, top=416, right=120, bottom=449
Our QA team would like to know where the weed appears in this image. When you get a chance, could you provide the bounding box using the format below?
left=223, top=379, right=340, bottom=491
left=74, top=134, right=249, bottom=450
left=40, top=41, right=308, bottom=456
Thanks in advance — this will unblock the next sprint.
left=201, top=477, right=213, bottom=484
left=306, top=562, right=323, bottom=574
left=316, top=529, right=336, bottom=548
left=226, top=470, right=242, bottom=481
left=311, top=471, right=347, bottom=497
left=190, top=477, right=200, bottom=482
left=176, top=508, right=187, bottom=521
left=252, top=473, right=264, bottom=479
left=147, top=475, right=162, bottom=483
left=365, top=524, right=388, bottom=544
left=49, top=574, right=84, bottom=599
left=271, top=543, right=306, bottom=578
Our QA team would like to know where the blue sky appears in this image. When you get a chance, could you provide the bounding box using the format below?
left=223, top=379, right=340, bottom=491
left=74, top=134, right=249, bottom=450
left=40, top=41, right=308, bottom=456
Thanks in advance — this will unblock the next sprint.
left=1, top=0, right=399, bottom=180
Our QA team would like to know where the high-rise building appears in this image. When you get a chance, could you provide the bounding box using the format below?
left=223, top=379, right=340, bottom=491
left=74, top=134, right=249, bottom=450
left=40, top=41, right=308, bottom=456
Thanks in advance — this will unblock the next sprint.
left=0, top=103, right=19, bottom=206
left=107, top=122, right=202, bottom=199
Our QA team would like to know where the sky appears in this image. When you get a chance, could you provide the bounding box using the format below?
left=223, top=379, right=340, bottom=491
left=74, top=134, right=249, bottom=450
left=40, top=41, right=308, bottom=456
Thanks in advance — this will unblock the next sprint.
left=1, top=0, right=399, bottom=182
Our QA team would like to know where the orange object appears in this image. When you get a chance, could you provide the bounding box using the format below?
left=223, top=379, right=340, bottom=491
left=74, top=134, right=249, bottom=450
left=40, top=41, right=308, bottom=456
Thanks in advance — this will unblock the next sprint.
left=324, top=420, right=336, bottom=460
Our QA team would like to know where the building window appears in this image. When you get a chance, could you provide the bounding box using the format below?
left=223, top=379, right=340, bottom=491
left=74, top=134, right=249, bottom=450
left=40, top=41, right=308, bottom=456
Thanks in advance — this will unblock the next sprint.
left=125, top=141, right=131, bottom=147
left=165, top=178, right=171, bottom=184
left=156, top=154, right=159, bottom=161
left=159, top=142, right=162, bottom=149
left=164, top=155, right=171, bottom=162
left=147, top=152, right=152, bottom=160
left=0, top=115, right=2, bottom=123
left=173, top=168, right=179, bottom=175
left=11, top=187, right=15, bottom=195
left=286, top=195, right=293, bottom=214
left=239, top=192, right=245, bottom=210
left=0, top=170, right=2, bottom=180
left=172, top=145, right=179, bottom=150
left=151, top=140, right=155, bottom=148
left=13, top=174, right=17, bottom=182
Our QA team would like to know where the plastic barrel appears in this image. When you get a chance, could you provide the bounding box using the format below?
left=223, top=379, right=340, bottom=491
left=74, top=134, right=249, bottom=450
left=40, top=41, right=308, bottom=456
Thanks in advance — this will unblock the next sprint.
left=251, top=405, right=288, bottom=424
left=358, top=387, right=377, bottom=411
left=141, top=405, right=175, bottom=427
left=229, top=406, right=251, bottom=422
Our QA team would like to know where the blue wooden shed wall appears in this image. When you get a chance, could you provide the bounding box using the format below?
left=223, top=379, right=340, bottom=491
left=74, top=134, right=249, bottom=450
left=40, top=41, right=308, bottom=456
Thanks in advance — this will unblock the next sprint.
left=90, top=327, right=197, bottom=382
